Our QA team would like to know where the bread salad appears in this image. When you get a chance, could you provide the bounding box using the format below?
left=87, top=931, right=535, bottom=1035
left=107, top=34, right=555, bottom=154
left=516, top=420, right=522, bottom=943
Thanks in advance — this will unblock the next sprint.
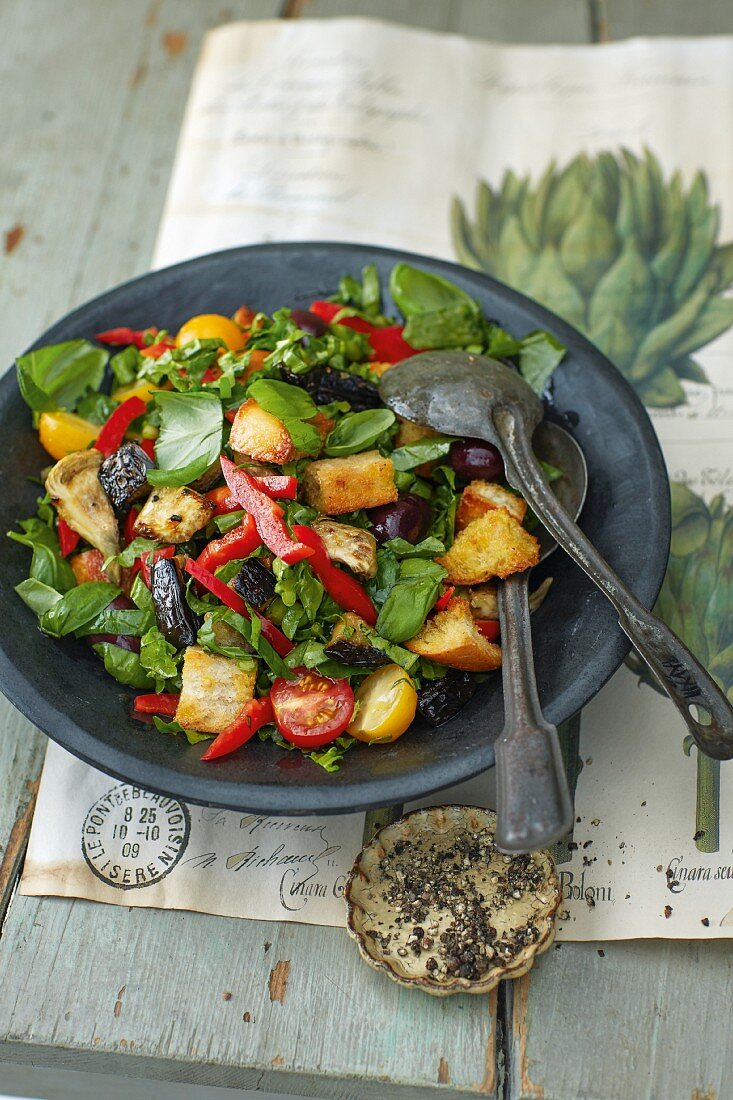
left=9, top=263, right=564, bottom=770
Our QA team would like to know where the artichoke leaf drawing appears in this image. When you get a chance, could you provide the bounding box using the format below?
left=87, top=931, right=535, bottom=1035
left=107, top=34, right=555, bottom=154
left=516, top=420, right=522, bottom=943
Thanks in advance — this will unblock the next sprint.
left=452, top=149, right=733, bottom=407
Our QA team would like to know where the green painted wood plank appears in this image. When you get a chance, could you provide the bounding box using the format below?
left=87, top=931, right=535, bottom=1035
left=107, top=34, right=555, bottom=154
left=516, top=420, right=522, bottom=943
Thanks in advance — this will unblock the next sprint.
left=0, top=706, right=45, bottom=919
left=451, top=0, right=591, bottom=43
left=603, top=0, right=733, bottom=39
left=0, top=896, right=500, bottom=1097
left=505, top=940, right=733, bottom=1100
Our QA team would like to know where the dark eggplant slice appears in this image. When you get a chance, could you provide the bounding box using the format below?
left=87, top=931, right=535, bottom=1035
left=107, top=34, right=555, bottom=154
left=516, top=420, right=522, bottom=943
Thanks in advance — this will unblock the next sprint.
left=150, top=557, right=201, bottom=649
left=98, top=442, right=153, bottom=516
left=280, top=366, right=381, bottom=411
left=323, top=613, right=390, bottom=668
left=232, top=558, right=277, bottom=609
left=417, top=670, right=478, bottom=727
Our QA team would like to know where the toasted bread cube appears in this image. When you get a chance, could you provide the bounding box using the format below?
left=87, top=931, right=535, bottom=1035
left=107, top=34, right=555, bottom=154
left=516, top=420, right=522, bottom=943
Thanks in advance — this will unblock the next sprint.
left=406, top=596, right=501, bottom=672
left=135, top=485, right=215, bottom=543
left=229, top=399, right=333, bottom=464
left=456, top=480, right=527, bottom=530
left=394, top=418, right=440, bottom=449
left=302, top=450, right=397, bottom=515
left=312, top=518, right=378, bottom=578
left=175, top=646, right=257, bottom=734
left=437, top=509, right=540, bottom=585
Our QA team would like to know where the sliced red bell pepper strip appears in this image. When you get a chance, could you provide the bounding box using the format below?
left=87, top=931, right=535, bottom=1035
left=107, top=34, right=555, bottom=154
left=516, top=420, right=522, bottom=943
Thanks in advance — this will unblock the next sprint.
left=140, top=339, right=175, bottom=359
left=201, top=695, right=274, bottom=761
left=206, top=477, right=297, bottom=515
left=476, top=619, right=500, bottom=642
left=139, top=546, right=176, bottom=588
left=133, top=693, right=180, bottom=717
left=123, top=506, right=140, bottom=546
left=368, top=325, right=415, bottom=364
left=220, top=457, right=312, bottom=566
left=434, top=585, right=455, bottom=613
left=224, top=407, right=239, bottom=424
left=184, top=557, right=293, bottom=657
left=139, top=437, right=156, bottom=462
left=202, top=364, right=223, bottom=383
left=57, top=517, right=80, bottom=557
left=95, top=396, right=148, bottom=457
left=291, top=525, right=377, bottom=626
left=96, top=327, right=158, bottom=349
left=195, top=514, right=261, bottom=573
left=308, top=300, right=342, bottom=324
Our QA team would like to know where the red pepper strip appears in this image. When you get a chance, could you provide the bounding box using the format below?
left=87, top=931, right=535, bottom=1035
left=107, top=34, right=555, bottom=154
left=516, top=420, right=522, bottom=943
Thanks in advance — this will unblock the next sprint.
left=95, top=396, right=148, bottom=457
left=201, top=695, right=274, bottom=761
left=195, top=514, right=261, bottom=573
left=224, top=407, right=239, bottom=424
left=123, top=506, right=140, bottom=546
left=184, top=558, right=293, bottom=657
left=134, top=693, right=180, bottom=717
left=96, top=327, right=158, bottom=349
left=220, top=457, right=313, bottom=566
left=434, top=585, right=455, bottom=613
left=57, top=517, right=80, bottom=557
left=139, top=438, right=156, bottom=462
left=291, top=525, right=377, bottom=627
left=202, top=365, right=223, bottom=383
left=206, top=477, right=297, bottom=515
left=368, top=325, right=415, bottom=364
left=308, top=300, right=342, bottom=323
left=139, top=546, right=175, bottom=588
left=140, top=340, right=175, bottom=359
left=476, top=619, right=500, bottom=642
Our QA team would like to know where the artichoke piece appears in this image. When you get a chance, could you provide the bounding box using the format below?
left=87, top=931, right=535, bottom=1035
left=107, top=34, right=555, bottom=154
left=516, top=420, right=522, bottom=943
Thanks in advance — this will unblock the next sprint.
left=149, top=557, right=200, bottom=649
left=232, top=558, right=277, bottom=609
left=135, top=485, right=215, bottom=543
left=45, top=450, right=120, bottom=581
left=312, top=518, right=378, bottom=579
left=98, top=442, right=153, bottom=516
left=324, top=613, right=390, bottom=668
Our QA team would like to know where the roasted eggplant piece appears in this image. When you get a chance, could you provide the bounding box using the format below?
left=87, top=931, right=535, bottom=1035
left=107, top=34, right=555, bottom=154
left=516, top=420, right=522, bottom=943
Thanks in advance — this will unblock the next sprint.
left=416, top=669, right=478, bottom=727
left=150, top=557, right=200, bottom=649
left=98, top=442, right=153, bottom=516
left=232, top=558, right=277, bottom=609
left=45, top=450, right=120, bottom=581
left=280, top=366, right=381, bottom=411
left=324, top=613, right=390, bottom=668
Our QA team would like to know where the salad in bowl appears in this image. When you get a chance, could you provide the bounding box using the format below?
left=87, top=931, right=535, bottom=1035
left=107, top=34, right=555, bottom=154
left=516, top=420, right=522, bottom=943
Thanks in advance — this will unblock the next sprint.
left=9, top=262, right=564, bottom=772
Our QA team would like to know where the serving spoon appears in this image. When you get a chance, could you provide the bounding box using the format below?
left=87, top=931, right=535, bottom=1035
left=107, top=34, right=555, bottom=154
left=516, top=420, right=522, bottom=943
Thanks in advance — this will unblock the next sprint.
left=379, top=352, right=733, bottom=777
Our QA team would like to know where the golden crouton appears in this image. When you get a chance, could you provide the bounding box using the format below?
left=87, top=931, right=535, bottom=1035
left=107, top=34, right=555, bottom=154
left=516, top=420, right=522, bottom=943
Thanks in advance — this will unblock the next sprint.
left=456, top=480, right=527, bottom=530
left=229, top=400, right=333, bottom=464
left=302, top=450, right=398, bottom=515
left=312, top=518, right=378, bottom=578
left=135, top=486, right=215, bottom=543
left=406, top=597, right=501, bottom=672
left=437, top=509, right=540, bottom=585
left=175, top=646, right=257, bottom=733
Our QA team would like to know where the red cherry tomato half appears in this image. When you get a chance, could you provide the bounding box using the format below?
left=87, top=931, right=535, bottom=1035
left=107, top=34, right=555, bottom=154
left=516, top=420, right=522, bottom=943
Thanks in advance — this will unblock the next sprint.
left=270, top=668, right=354, bottom=749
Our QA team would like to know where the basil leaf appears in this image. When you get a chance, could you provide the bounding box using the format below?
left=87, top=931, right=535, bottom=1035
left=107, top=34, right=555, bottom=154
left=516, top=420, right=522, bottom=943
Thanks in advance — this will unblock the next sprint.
left=383, top=536, right=445, bottom=559
left=390, top=434, right=455, bottom=471
left=324, top=409, right=395, bottom=457
left=93, top=643, right=155, bottom=689
left=40, top=581, right=121, bottom=638
left=76, top=391, right=118, bottom=425
left=8, top=518, right=76, bottom=592
left=16, top=340, right=108, bottom=413
left=365, top=547, right=400, bottom=606
left=248, top=378, right=317, bottom=420
left=111, top=537, right=162, bottom=569
left=284, top=639, right=359, bottom=681
left=216, top=609, right=292, bottom=679
left=140, top=627, right=180, bottom=692
left=15, top=578, right=63, bottom=618
left=110, top=346, right=141, bottom=387
left=375, top=558, right=447, bottom=643
left=149, top=391, right=223, bottom=486
left=130, top=573, right=155, bottom=612
left=76, top=608, right=151, bottom=638
left=389, top=264, right=479, bottom=318
left=284, top=417, right=322, bottom=456
left=197, top=614, right=257, bottom=665
left=153, top=716, right=212, bottom=745
left=403, top=306, right=484, bottom=349
left=518, top=331, right=566, bottom=394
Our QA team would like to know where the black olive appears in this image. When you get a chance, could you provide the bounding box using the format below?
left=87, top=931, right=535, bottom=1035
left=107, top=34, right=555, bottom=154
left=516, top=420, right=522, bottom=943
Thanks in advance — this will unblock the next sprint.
left=98, top=442, right=153, bottom=516
left=323, top=639, right=390, bottom=668
left=232, top=558, right=277, bottom=609
left=417, top=670, right=478, bottom=726
left=149, top=557, right=200, bottom=649
left=280, top=365, right=381, bottom=411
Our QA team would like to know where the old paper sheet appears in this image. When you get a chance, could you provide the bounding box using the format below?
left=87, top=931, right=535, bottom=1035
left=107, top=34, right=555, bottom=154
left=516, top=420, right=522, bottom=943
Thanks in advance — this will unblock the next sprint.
left=22, top=19, right=733, bottom=938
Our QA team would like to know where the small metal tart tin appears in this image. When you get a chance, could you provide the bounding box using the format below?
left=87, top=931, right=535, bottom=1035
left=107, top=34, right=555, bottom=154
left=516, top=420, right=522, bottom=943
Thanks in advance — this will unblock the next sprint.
left=345, top=805, right=561, bottom=996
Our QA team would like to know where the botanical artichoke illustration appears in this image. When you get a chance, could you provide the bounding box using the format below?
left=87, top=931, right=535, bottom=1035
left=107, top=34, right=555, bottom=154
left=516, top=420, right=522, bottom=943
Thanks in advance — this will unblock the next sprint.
left=627, top=484, right=733, bottom=852
left=452, top=149, right=733, bottom=407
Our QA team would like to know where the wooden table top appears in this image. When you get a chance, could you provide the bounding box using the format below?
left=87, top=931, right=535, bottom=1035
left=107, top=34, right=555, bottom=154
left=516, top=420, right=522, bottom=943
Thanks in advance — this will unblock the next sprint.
left=1, top=3, right=732, bottom=1098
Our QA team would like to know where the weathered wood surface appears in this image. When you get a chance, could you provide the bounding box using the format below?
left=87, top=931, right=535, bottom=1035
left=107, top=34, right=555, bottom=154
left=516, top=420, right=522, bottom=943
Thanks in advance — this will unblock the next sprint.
left=1, top=2, right=732, bottom=1099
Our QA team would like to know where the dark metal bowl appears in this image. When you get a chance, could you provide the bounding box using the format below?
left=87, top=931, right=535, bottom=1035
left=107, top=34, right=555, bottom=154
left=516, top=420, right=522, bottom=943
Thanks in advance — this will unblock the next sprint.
left=0, top=243, right=670, bottom=814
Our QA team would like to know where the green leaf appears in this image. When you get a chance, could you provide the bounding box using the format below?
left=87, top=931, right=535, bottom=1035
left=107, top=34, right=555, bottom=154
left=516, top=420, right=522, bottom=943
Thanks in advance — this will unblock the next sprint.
left=75, top=607, right=151, bottom=638
left=389, top=263, right=479, bottom=318
left=15, top=578, right=63, bottom=618
left=75, top=391, right=119, bottom=426
left=284, top=417, right=322, bottom=456
left=153, top=716, right=213, bottom=745
left=518, top=331, right=566, bottom=394
left=110, top=346, right=141, bottom=387
left=40, top=581, right=121, bottom=637
left=139, top=627, right=180, bottom=692
left=149, top=391, right=223, bottom=486
left=324, top=409, right=395, bottom=456
left=16, top=340, right=108, bottom=413
left=375, top=558, right=447, bottom=643
left=247, top=378, right=318, bottom=420
left=383, top=536, right=445, bottom=559
left=8, top=518, right=76, bottom=592
left=93, top=643, right=155, bottom=689
left=390, top=434, right=455, bottom=471
left=403, top=306, right=484, bottom=349
left=216, top=608, right=292, bottom=679
left=111, top=536, right=162, bottom=569
left=307, top=735, right=355, bottom=773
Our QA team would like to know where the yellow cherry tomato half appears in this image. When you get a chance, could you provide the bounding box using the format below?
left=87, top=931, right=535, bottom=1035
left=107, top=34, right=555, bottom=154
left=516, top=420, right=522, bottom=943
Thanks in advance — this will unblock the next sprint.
left=347, top=664, right=418, bottom=744
left=175, top=313, right=246, bottom=351
left=111, top=378, right=161, bottom=404
left=38, top=410, right=99, bottom=461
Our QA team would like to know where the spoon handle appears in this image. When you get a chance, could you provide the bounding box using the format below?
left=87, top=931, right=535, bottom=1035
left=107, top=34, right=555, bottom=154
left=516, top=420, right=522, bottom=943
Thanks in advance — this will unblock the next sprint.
left=495, top=570, right=574, bottom=852
left=494, top=406, right=733, bottom=761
